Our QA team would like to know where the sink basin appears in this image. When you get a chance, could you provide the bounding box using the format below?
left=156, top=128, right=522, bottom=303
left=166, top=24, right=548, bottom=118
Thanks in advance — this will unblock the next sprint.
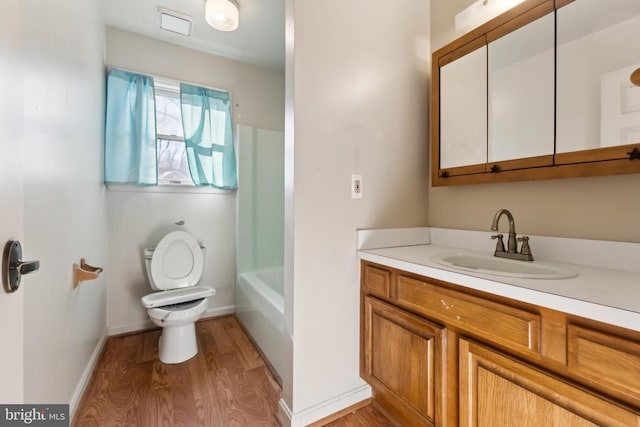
left=430, top=252, right=578, bottom=279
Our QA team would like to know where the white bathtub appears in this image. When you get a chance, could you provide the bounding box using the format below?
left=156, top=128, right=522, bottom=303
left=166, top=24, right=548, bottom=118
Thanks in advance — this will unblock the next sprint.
left=236, top=267, right=284, bottom=381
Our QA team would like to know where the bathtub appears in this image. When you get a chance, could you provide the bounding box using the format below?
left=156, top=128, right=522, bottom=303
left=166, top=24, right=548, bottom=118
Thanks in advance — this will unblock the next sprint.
left=236, top=267, right=284, bottom=381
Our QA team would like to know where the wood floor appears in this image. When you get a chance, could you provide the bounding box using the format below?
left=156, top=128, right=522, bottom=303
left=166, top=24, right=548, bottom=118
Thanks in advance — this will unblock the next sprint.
left=73, top=316, right=393, bottom=427
left=322, top=405, right=395, bottom=427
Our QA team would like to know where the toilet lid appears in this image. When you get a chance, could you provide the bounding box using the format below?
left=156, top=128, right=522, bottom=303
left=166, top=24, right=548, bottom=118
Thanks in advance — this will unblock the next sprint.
left=150, top=231, right=204, bottom=290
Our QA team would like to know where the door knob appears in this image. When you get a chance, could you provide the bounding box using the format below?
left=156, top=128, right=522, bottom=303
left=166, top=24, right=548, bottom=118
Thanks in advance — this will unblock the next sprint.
left=3, top=240, right=40, bottom=293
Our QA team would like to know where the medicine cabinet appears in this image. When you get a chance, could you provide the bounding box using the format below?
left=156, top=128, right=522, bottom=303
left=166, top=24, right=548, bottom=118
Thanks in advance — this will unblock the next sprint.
left=432, top=0, right=640, bottom=186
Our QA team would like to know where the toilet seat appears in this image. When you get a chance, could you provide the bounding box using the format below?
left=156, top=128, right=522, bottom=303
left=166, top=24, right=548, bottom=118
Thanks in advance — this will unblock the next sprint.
left=161, top=299, right=204, bottom=311
left=148, top=298, right=208, bottom=323
left=150, top=231, right=203, bottom=290
left=141, top=286, right=216, bottom=308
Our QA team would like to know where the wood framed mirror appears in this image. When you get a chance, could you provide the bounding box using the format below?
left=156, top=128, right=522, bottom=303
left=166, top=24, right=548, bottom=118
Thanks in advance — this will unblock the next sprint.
left=431, top=0, right=640, bottom=187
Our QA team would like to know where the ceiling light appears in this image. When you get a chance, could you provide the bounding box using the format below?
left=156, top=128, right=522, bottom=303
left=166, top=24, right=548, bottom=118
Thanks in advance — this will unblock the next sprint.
left=205, top=0, right=239, bottom=32
left=455, top=0, right=526, bottom=33
left=157, top=7, right=194, bottom=37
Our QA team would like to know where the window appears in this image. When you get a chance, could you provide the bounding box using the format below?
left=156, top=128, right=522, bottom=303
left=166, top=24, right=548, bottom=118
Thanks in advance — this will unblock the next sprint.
left=105, top=69, right=237, bottom=190
left=155, top=79, right=192, bottom=186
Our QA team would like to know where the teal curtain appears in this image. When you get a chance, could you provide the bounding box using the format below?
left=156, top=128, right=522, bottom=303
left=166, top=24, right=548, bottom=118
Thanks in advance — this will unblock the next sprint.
left=104, top=69, right=157, bottom=185
left=180, top=83, right=237, bottom=189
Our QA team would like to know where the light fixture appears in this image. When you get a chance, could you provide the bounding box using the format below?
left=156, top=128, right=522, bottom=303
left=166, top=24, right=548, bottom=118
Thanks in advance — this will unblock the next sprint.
left=205, top=0, right=239, bottom=32
left=455, top=0, right=526, bottom=33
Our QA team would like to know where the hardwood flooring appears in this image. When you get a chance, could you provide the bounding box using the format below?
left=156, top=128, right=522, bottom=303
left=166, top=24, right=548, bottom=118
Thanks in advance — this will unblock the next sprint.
left=73, top=315, right=393, bottom=427
left=323, top=405, right=396, bottom=427
left=73, top=316, right=280, bottom=427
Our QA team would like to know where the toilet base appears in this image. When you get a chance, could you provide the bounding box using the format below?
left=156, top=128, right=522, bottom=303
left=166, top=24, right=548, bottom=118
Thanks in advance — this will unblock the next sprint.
left=158, top=323, right=198, bottom=364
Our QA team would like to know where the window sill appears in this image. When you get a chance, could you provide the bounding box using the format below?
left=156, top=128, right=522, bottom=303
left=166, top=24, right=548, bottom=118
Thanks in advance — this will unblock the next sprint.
left=106, top=184, right=233, bottom=195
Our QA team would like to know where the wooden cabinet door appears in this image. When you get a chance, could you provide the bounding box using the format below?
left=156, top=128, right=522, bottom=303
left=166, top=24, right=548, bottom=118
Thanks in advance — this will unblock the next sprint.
left=459, top=339, right=640, bottom=427
left=363, top=296, right=445, bottom=427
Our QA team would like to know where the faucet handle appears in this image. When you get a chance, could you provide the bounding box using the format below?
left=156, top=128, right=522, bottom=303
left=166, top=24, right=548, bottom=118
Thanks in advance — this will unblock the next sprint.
left=491, top=234, right=505, bottom=253
left=517, top=236, right=533, bottom=257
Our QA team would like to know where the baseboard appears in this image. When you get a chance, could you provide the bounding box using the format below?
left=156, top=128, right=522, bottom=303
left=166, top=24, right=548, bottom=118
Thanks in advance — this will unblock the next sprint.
left=202, top=305, right=235, bottom=319
left=276, top=384, right=372, bottom=427
left=69, top=329, right=108, bottom=421
left=107, top=305, right=236, bottom=336
left=107, top=318, right=155, bottom=336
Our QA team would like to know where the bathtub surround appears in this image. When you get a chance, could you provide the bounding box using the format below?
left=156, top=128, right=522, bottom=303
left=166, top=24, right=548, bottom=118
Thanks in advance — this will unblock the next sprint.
left=105, top=29, right=285, bottom=335
left=236, top=125, right=285, bottom=380
left=236, top=126, right=285, bottom=275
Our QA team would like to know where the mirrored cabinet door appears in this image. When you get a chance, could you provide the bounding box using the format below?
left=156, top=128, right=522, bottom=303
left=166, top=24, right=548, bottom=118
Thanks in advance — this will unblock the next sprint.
left=440, top=41, right=487, bottom=171
left=432, top=0, right=640, bottom=187
left=488, top=12, right=554, bottom=166
left=556, top=0, right=640, bottom=161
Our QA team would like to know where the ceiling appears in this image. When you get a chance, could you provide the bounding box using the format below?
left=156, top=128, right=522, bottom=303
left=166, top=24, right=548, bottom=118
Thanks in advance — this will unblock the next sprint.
left=99, top=0, right=285, bottom=70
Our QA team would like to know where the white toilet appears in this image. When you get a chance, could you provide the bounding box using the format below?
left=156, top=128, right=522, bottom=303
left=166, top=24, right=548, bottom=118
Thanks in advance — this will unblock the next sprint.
left=141, top=231, right=216, bottom=364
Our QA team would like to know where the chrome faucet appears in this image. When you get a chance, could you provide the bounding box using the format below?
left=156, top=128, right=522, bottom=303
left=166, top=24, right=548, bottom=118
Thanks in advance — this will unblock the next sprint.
left=490, top=208, right=534, bottom=261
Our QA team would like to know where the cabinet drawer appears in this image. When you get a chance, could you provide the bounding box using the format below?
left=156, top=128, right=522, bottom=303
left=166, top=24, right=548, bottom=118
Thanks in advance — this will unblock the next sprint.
left=397, top=275, right=540, bottom=357
left=363, top=265, right=391, bottom=298
left=568, top=324, right=640, bottom=403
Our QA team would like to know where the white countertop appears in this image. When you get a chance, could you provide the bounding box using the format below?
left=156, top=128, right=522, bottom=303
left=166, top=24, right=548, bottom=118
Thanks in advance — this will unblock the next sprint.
left=357, top=228, right=640, bottom=332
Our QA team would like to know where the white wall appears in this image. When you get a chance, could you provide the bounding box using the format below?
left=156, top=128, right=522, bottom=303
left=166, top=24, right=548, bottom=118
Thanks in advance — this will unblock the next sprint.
left=106, top=28, right=285, bottom=133
left=106, top=190, right=237, bottom=333
left=0, top=0, right=25, bottom=404
left=105, top=29, right=285, bottom=334
left=282, top=0, right=430, bottom=423
left=22, top=0, right=107, bottom=409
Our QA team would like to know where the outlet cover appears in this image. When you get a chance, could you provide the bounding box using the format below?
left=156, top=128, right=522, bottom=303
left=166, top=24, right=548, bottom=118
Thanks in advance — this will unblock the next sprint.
left=352, top=174, right=363, bottom=199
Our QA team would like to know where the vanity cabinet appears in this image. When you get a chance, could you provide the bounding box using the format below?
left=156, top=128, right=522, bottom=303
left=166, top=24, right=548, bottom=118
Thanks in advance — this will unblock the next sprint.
left=459, top=339, right=640, bottom=426
left=360, top=261, right=640, bottom=426
left=362, top=296, right=445, bottom=427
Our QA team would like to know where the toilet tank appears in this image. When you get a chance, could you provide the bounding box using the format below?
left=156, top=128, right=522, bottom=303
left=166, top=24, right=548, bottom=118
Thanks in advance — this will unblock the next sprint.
left=144, top=246, right=207, bottom=291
